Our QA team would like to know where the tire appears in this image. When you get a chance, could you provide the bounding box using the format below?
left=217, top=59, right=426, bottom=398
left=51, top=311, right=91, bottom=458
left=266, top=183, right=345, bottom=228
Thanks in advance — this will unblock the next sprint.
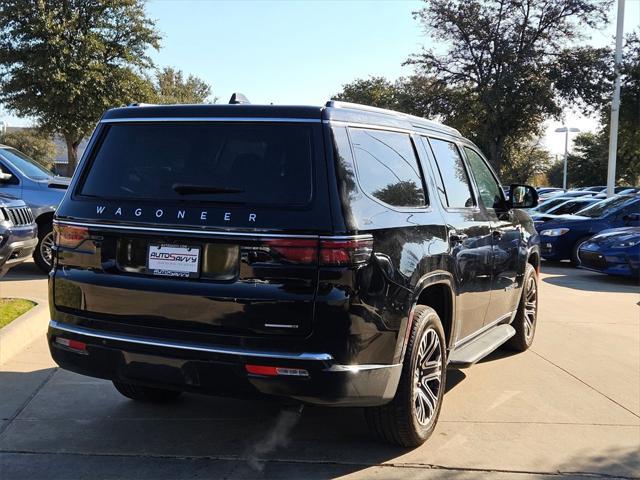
left=571, top=237, right=591, bottom=267
left=364, top=305, right=447, bottom=447
left=504, top=263, right=538, bottom=352
left=33, top=223, right=54, bottom=273
left=113, top=380, right=182, bottom=403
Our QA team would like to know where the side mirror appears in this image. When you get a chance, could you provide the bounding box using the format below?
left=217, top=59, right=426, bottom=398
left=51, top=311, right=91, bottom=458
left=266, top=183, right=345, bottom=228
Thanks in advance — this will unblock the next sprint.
left=508, top=184, right=538, bottom=209
left=0, top=171, right=12, bottom=183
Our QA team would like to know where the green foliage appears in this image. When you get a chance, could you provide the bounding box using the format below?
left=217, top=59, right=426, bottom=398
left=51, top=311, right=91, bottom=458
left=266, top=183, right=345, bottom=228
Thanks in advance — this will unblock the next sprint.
left=408, top=0, right=612, bottom=172
left=0, top=129, right=56, bottom=169
left=0, top=0, right=161, bottom=172
left=548, top=35, right=640, bottom=188
left=153, top=67, right=213, bottom=104
left=334, top=77, right=400, bottom=110
left=500, top=139, right=552, bottom=185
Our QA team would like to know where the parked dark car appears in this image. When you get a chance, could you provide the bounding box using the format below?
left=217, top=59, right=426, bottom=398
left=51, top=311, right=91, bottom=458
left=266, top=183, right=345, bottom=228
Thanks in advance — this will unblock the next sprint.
left=47, top=100, right=540, bottom=447
left=531, top=197, right=601, bottom=226
left=539, top=195, right=640, bottom=265
left=578, top=227, right=640, bottom=278
left=0, top=145, right=70, bottom=272
left=0, top=194, right=38, bottom=276
left=536, top=187, right=563, bottom=201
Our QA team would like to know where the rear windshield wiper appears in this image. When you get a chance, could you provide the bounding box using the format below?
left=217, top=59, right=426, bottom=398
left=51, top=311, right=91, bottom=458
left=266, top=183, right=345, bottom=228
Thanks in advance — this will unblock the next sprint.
left=172, top=183, right=245, bottom=195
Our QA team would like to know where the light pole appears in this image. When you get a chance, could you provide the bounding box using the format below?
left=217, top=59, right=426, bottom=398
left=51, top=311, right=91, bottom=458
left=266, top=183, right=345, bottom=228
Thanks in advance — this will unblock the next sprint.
left=606, top=0, right=625, bottom=197
left=555, top=127, right=580, bottom=190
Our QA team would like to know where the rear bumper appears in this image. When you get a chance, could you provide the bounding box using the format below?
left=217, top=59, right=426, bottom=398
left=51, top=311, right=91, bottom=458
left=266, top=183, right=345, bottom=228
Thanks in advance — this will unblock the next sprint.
left=47, top=320, right=402, bottom=407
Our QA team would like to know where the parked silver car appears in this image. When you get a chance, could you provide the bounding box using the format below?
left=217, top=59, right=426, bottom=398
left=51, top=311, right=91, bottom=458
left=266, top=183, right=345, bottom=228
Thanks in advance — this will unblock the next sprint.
left=0, top=145, right=69, bottom=272
left=0, top=194, right=38, bottom=276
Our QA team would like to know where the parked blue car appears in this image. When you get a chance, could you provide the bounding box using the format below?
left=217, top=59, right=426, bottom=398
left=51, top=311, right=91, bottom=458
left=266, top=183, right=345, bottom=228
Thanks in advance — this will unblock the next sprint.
left=0, top=145, right=69, bottom=272
left=539, top=195, right=640, bottom=265
left=578, top=227, right=640, bottom=278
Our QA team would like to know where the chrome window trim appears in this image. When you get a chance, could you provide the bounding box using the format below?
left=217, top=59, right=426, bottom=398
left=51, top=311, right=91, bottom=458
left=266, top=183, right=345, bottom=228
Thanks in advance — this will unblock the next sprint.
left=54, top=220, right=373, bottom=241
left=101, top=117, right=321, bottom=124
left=324, top=119, right=461, bottom=138
left=49, top=320, right=334, bottom=361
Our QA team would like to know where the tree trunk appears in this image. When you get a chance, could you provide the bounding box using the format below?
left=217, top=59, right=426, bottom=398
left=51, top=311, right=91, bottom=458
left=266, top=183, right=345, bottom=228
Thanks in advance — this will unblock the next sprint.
left=486, top=136, right=505, bottom=175
left=65, top=136, right=79, bottom=176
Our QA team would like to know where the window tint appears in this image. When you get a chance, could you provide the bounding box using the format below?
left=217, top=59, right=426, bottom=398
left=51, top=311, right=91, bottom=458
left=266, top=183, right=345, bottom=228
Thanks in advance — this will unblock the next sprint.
left=426, top=138, right=474, bottom=208
left=350, top=128, right=426, bottom=208
left=464, top=147, right=503, bottom=209
left=0, top=160, right=20, bottom=185
left=578, top=196, right=639, bottom=218
left=0, top=148, right=52, bottom=180
left=79, top=123, right=314, bottom=206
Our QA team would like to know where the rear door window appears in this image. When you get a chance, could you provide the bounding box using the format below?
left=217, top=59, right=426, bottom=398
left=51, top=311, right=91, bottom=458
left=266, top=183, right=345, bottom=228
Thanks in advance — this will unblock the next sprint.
left=424, top=138, right=475, bottom=208
left=79, top=122, right=314, bottom=206
left=463, top=147, right=504, bottom=209
left=349, top=128, right=426, bottom=208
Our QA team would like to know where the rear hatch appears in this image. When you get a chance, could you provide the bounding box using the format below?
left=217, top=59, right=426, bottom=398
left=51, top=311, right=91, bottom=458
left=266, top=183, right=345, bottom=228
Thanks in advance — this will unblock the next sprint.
left=53, top=117, right=333, bottom=339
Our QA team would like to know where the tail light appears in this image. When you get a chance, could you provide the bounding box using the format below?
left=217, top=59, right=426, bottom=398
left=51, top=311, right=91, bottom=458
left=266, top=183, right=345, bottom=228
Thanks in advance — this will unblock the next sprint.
left=320, top=237, right=373, bottom=266
left=265, top=236, right=373, bottom=266
left=245, top=364, right=309, bottom=377
left=55, top=337, right=88, bottom=354
left=265, top=238, right=318, bottom=264
left=53, top=223, right=95, bottom=252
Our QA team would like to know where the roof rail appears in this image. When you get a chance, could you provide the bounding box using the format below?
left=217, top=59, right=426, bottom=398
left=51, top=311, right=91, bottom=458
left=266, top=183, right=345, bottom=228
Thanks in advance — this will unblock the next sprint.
left=127, top=103, right=157, bottom=107
left=325, top=99, right=460, bottom=136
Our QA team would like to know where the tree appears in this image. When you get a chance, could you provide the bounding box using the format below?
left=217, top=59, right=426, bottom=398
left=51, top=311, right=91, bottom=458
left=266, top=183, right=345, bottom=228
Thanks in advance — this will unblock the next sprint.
left=500, top=138, right=552, bottom=185
left=153, top=67, right=213, bottom=104
left=0, top=0, right=161, bottom=173
left=548, top=34, right=640, bottom=188
left=333, top=77, right=400, bottom=110
left=0, top=129, right=57, bottom=169
left=409, top=0, right=612, bottom=173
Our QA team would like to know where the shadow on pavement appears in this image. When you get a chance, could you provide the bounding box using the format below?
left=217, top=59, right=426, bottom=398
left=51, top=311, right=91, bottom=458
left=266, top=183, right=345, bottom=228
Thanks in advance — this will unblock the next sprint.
left=541, top=263, right=638, bottom=294
left=0, top=261, right=46, bottom=282
left=0, top=360, right=476, bottom=479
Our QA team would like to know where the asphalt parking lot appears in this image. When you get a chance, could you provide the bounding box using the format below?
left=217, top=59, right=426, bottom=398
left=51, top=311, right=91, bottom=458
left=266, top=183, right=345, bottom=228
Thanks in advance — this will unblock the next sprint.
left=0, top=261, right=638, bottom=479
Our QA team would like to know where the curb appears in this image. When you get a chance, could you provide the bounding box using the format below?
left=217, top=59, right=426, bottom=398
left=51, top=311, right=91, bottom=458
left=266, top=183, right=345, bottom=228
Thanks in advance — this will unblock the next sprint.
left=0, top=300, right=49, bottom=365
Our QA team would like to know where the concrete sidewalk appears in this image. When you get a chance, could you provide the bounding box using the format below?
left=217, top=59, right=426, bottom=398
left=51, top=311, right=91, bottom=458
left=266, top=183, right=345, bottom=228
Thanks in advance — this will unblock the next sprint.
left=0, top=263, right=638, bottom=479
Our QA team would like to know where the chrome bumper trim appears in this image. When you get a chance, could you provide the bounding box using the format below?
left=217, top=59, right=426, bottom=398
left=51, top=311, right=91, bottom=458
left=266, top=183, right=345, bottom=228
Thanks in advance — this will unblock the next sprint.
left=49, top=320, right=333, bottom=361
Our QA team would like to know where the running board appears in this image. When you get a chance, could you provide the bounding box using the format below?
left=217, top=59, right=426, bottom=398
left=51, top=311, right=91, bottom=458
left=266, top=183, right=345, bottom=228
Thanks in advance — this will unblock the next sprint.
left=448, top=324, right=516, bottom=368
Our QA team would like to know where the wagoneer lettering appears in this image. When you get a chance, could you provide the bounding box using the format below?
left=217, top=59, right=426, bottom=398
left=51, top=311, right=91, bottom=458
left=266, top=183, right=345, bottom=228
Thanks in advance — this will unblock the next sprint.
left=48, top=99, right=540, bottom=447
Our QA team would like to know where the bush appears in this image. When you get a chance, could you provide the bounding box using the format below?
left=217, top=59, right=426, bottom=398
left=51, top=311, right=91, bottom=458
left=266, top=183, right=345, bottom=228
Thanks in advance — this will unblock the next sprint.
left=0, top=129, right=57, bottom=169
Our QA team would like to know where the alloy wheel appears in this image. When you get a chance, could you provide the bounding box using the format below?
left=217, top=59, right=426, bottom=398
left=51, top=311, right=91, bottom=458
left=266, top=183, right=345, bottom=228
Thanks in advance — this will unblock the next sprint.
left=523, top=275, right=537, bottom=341
left=40, top=231, right=54, bottom=268
left=413, top=328, right=443, bottom=426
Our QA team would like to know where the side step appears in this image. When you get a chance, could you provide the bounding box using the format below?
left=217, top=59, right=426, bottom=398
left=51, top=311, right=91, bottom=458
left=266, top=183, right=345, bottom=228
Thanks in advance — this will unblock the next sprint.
left=448, top=324, right=516, bottom=369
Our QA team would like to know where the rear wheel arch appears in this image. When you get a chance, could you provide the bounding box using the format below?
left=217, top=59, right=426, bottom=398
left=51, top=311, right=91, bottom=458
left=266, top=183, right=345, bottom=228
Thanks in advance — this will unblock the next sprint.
left=35, top=211, right=54, bottom=231
left=397, top=272, right=456, bottom=363
left=527, top=249, right=540, bottom=273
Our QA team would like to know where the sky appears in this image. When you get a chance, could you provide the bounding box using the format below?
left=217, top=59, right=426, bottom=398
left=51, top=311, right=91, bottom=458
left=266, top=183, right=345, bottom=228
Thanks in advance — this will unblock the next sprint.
left=2, top=0, right=639, bottom=157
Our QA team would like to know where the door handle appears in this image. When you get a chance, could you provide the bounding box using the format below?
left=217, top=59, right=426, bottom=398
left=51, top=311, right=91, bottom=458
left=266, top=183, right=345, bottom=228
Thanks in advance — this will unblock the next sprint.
left=449, top=231, right=468, bottom=244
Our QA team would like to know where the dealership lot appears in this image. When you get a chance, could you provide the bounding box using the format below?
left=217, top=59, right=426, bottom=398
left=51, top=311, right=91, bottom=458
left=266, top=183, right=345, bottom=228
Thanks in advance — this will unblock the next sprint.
left=0, top=262, right=638, bottom=479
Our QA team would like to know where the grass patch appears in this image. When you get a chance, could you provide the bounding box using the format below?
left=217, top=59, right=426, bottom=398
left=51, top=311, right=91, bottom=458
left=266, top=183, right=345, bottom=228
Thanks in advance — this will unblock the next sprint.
left=0, top=298, right=36, bottom=329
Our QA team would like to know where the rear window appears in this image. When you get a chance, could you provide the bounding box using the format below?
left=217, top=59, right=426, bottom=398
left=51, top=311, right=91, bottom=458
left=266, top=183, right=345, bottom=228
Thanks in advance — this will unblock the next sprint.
left=349, top=128, right=426, bottom=208
left=79, top=122, right=314, bottom=206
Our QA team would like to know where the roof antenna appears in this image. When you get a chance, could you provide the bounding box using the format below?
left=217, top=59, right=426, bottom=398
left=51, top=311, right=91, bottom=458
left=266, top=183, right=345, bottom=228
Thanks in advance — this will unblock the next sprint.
left=229, top=93, right=250, bottom=105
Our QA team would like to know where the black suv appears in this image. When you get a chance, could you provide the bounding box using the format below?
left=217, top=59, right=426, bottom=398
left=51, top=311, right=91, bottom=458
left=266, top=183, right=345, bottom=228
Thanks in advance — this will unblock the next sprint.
left=48, top=100, right=540, bottom=447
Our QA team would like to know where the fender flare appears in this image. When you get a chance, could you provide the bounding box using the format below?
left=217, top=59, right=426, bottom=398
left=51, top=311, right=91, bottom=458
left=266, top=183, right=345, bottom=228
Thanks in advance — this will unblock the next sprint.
left=395, top=270, right=457, bottom=364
